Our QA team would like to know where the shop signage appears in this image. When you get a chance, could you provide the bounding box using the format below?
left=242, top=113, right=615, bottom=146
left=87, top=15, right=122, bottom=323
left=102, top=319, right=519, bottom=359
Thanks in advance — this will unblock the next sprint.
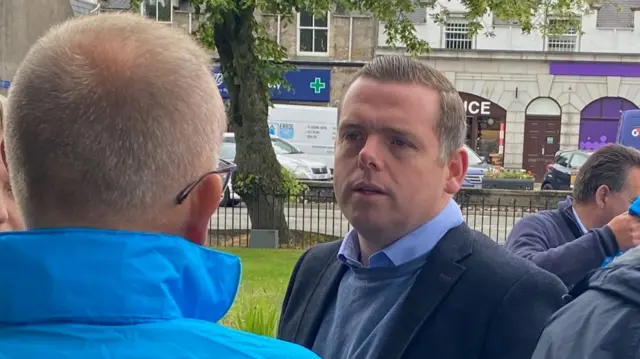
left=464, top=100, right=492, bottom=115
left=211, top=66, right=331, bottom=103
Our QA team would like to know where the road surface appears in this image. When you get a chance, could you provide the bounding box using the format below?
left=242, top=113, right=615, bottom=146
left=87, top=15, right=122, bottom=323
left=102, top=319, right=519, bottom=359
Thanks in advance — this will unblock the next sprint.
left=209, top=203, right=537, bottom=244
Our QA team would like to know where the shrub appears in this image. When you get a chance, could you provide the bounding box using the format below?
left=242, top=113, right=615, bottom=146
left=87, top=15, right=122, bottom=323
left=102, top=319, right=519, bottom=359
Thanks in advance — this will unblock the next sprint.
left=487, top=168, right=534, bottom=179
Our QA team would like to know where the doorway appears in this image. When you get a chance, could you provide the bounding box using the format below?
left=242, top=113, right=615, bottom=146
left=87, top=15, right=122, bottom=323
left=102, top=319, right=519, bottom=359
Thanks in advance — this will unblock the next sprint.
left=522, top=117, right=561, bottom=181
left=459, top=92, right=507, bottom=165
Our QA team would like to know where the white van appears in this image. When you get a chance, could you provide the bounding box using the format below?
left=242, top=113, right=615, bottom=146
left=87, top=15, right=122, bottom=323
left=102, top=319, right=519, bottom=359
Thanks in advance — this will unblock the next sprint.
left=268, top=104, right=337, bottom=172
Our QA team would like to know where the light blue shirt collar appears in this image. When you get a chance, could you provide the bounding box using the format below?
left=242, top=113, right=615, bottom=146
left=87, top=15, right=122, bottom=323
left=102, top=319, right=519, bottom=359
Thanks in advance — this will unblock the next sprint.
left=338, top=198, right=464, bottom=268
left=572, top=206, right=588, bottom=235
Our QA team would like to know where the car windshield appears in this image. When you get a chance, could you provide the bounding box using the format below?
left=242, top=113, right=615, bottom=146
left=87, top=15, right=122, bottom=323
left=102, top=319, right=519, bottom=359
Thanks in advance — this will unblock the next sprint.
left=219, top=142, right=236, bottom=161
left=465, top=145, right=484, bottom=165
left=571, top=152, right=591, bottom=168
left=271, top=138, right=303, bottom=154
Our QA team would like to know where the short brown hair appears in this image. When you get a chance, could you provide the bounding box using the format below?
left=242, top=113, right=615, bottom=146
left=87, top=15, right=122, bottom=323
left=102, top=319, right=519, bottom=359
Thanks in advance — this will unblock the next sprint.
left=573, top=144, right=640, bottom=203
left=346, top=55, right=466, bottom=160
left=5, top=13, right=225, bottom=227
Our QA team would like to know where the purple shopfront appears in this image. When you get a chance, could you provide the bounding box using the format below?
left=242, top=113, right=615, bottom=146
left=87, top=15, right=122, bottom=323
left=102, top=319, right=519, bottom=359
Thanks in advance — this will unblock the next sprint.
left=579, top=97, right=637, bottom=150
left=550, top=62, right=640, bottom=150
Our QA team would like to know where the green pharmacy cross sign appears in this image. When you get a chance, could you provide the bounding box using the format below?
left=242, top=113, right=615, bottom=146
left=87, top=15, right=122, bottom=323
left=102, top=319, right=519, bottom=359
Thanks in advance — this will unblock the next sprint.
left=309, top=77, right=326, bottom=94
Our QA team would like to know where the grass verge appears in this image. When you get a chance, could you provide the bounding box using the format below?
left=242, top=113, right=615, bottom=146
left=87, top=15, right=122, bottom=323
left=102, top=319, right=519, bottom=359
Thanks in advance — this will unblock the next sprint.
left=215, top=247, right=305, bottom=337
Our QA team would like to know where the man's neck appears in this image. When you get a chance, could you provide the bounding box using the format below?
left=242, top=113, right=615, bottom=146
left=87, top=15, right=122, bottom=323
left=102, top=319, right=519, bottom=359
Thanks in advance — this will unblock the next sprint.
left=357, top=232, right=388, bottom=267
left=572, top=202, right=600, bottom=231
left=356, top=198, right=452, bottom=266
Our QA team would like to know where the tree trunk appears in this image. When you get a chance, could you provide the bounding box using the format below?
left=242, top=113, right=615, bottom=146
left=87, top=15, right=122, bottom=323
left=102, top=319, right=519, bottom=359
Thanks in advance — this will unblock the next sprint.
left=213, top=8, right=291, bottom=245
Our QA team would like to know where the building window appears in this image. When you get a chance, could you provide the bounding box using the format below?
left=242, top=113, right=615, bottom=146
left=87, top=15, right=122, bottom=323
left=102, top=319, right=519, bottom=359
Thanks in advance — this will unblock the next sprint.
left=141, top=0, right=172, bottom=23
left=297, top=11, right=329, bottom=55
left=547, top=19, right=578, bottom=52
left=444, top=19, right=472, bottom=50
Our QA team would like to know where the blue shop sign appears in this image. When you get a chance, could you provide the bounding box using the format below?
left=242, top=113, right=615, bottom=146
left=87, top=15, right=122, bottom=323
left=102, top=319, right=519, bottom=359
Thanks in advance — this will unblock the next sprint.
left=0, top=80, right=10, bottom=89
left=212, top=66, right=331, bottom=103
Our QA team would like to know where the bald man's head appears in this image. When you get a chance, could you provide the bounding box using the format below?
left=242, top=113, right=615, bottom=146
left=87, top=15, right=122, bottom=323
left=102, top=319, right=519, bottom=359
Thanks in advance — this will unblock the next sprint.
left=5, top=13, right=226, bottom=229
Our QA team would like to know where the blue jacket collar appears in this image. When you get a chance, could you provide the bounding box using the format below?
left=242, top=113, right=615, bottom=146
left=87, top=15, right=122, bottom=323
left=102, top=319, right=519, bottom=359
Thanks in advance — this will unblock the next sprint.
left=0, top=228, right=241, bottom=326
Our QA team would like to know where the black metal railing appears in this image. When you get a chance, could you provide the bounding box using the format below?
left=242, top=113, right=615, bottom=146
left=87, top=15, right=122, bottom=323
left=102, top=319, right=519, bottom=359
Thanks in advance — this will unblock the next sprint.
left=207, top=190, right=558, bottom=248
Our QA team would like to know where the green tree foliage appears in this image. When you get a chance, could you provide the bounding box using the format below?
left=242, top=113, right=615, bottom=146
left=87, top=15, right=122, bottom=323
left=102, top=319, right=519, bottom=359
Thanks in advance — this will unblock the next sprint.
left=188, top=0, right=593, bottom=242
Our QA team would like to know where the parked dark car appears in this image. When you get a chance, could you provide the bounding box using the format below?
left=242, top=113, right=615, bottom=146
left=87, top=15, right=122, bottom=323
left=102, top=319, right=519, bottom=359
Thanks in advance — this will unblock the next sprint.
left=541, top=150, right=592, bottom=190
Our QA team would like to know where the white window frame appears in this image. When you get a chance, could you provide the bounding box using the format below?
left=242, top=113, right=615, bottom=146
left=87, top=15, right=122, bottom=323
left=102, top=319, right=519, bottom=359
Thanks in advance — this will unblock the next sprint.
left=442, top=16, right=473, bottom=50
left=141, top=0, right=173, bottom=23
left=546, top=18, right=579, bottom=52
left=296, top=11, right=330, bottom=57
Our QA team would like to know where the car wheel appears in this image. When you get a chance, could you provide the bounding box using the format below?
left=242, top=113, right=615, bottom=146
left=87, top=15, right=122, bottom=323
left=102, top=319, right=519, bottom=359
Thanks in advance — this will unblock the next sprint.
left=220, top=187, right=231, bottom=207
left=541, top=183, right=554, bottom=190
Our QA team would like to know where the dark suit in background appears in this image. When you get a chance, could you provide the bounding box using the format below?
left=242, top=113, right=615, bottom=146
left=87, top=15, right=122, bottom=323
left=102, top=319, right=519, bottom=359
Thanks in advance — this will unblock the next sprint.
left=277, top=224, right=568, bottom=359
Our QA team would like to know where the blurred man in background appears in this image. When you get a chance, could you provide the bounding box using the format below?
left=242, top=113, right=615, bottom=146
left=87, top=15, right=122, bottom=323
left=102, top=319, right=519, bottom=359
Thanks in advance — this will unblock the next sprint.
left=505, top=144, right=640, bottom=287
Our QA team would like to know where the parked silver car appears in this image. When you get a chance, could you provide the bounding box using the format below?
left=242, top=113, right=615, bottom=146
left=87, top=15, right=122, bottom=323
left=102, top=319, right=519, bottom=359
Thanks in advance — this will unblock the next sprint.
left=221, top=133, right=332, bottom=181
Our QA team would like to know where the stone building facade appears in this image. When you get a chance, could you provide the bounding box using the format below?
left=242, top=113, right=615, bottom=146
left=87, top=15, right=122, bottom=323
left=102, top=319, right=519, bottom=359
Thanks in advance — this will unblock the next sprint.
left=374, top=0, right=640, bottom=178
left=100, top=1, right=378, bottom=106
left=0, top=0, right=75, bottom=96
left=259, top=12, right=376, bottom=106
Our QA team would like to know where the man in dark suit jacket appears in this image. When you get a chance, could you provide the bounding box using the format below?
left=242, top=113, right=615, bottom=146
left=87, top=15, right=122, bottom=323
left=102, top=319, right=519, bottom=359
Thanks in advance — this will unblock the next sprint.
left=276, top=55, right=568, bottom=359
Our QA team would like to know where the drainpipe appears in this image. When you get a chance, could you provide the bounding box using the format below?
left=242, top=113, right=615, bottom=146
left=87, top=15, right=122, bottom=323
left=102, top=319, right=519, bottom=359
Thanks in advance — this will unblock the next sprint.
left=348, top=16, right=353, bottom=61
left=188, top=11, right=192, bottom=33
left=277, top=15, right=282, bottom=44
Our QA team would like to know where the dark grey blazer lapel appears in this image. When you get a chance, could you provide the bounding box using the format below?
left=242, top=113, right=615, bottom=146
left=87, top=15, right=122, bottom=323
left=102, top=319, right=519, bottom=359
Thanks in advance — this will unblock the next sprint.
left=372, top=224, right=474, bottom=359
left=294, top=248, right=348, bottom=348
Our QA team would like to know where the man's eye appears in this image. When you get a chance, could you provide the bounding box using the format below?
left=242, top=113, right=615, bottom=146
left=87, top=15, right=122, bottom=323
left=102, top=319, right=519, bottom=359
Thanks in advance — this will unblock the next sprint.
left=344, top=133, right=361, bottom=141
left=391, top=138, right=409, bottom=147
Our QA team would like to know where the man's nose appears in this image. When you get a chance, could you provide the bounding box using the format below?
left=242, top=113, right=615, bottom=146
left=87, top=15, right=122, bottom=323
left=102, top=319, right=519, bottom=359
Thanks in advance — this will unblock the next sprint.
left=358, top=136, right=384, bottom=171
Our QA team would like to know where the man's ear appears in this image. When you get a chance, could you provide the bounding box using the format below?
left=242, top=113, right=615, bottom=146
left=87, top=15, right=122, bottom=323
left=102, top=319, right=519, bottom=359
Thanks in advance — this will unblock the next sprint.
left=1, top=139, right=8, bottom=174
left=444, top=146, right=469, bottom=195
left=183, top=174, right=223, bottom=246
left=595, top=184, right=610, bottom=209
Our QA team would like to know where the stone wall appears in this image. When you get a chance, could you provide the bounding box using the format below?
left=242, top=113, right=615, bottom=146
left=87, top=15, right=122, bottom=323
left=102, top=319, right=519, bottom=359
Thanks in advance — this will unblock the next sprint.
left=0, top=0, right=74, bottom=96
left=172, top=10, right=197, bottom=35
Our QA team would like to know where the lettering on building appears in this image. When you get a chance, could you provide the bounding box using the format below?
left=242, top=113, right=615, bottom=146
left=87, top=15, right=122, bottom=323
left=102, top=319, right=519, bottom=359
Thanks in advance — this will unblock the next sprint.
left=464, top=101, right=491, bottom=115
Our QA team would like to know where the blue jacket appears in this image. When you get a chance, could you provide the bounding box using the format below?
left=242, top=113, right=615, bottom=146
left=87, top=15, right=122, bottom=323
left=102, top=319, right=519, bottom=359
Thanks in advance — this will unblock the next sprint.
left=0, top=228, right=320, bottom=359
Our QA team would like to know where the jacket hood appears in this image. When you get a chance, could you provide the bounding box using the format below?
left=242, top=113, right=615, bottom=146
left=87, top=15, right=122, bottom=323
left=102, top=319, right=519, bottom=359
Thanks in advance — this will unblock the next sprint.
left=572, top=245, right=640, bottom=305
left=0, top=228, right=241, bottom=326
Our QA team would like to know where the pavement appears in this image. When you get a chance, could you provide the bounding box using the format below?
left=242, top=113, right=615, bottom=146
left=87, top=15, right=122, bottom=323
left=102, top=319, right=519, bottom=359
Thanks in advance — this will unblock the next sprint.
left=210, top=203, right=529, bottom=244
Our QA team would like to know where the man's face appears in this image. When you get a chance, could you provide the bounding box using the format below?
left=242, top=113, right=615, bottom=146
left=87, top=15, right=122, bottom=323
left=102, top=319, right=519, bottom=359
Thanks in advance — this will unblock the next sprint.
left=0, top=154, right=23, bottom=231
left=333, top=77, right=467, bottom=244
left=603, top=167, right=640, bottom=221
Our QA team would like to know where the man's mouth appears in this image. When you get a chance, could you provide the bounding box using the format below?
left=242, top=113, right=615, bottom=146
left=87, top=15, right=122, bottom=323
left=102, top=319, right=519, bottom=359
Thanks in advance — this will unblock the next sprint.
left=352, top=182, right=386, bottom=195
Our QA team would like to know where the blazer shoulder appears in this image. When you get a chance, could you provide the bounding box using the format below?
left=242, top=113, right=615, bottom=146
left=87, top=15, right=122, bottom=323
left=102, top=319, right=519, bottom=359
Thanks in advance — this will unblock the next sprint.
left=467, top=230, right=564, bottom=286
left=302, top=239, right=342, bottom=265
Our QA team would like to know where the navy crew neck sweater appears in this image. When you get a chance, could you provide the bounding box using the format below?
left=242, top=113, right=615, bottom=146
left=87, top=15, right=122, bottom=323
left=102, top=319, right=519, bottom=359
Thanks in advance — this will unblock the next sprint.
left=311, top=253, right=427, bottom=359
